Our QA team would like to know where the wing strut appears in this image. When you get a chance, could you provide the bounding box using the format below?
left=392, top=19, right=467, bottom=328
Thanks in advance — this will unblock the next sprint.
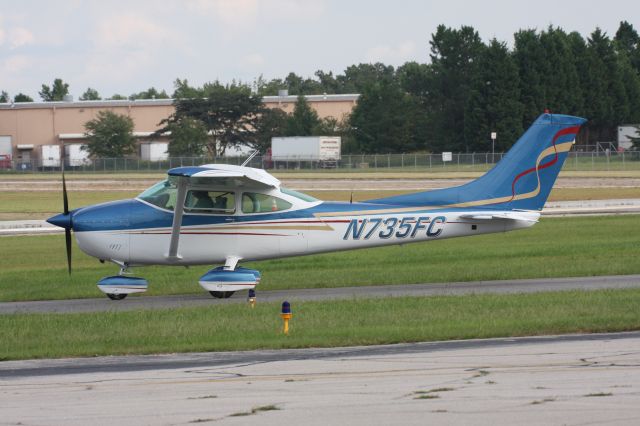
left=166, top=176, right=189, bottom=261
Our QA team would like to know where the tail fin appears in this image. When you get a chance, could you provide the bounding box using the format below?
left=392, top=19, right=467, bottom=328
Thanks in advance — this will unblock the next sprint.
left=367, top=113, right=586, bottom=211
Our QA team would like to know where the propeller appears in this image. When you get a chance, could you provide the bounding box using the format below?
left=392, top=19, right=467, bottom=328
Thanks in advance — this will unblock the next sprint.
left=47, top=171, right=74, bottom=274
left=62, top=171, right=72, bottom=274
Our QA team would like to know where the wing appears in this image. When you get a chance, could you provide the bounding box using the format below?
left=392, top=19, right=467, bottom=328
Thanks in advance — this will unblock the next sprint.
left=168, top=164, right=280, bottom=189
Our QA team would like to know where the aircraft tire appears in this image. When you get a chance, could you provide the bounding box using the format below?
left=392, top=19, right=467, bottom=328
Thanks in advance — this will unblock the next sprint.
left=209, top=291, right=235, bottom=299
left=106, top=293, right=128, bottom=301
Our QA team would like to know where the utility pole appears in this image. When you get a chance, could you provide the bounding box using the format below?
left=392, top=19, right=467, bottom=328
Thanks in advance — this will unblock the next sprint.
left=491, top=132, right=497, bottom=164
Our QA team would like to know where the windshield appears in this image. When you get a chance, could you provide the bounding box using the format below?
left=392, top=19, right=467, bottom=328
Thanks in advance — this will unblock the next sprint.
left=280, top=187, right=318, bottom=202
left=137, top=178, right=177, bottom=210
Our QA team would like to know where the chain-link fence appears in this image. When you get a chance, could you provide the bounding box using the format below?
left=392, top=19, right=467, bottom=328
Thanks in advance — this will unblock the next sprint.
left=2, top=151, right=640, bottom=173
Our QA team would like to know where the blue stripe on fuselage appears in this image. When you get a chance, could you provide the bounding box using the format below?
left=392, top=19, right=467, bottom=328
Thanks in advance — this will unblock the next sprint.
left=71, top=198, right=507, bottom=233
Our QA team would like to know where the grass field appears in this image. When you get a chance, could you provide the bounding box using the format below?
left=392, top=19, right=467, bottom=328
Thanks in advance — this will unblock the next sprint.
left=1, top=187, right=639, bottom=221
left=1, top=215, right=639, bottom=302
left=1, top=289, right=639, bottom=360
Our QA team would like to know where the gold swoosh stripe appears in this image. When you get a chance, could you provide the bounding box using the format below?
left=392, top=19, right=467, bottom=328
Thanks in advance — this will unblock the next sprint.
left=315, top=141, right=573, bottom=217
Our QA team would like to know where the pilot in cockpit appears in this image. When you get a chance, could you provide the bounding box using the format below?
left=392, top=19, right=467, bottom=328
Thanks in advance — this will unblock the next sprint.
left=191, top=191, right=214, bottom=209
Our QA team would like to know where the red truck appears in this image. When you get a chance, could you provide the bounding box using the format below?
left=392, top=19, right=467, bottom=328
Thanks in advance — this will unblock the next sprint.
left=0, top=154, right=11, bottom=169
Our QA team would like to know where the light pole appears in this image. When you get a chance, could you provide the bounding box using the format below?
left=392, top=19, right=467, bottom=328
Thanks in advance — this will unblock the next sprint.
left=490, top=131, right=497, bottom=164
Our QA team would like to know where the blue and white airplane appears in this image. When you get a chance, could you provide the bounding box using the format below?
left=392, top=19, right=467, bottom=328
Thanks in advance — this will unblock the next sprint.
left=48, top=113, right=585, bottom=300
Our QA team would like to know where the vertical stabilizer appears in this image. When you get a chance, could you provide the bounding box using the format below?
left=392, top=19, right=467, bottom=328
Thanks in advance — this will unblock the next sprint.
left=367, top=113, right=586, bottom=211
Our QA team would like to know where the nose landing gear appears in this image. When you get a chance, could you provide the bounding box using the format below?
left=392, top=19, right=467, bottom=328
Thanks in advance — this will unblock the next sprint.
left=97, top=263, right=148, bottom=301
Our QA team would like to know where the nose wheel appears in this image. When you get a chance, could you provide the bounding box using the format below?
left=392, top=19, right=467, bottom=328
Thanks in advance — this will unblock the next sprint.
left=106, top=293, right=128, bottom=301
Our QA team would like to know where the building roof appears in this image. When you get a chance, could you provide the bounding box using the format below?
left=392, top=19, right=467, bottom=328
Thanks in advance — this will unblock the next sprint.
left=0, top=94, right=360, bottom=110
left=59, top=131, right=160, bottom=140
left=262, top=94, right=359, bottom=103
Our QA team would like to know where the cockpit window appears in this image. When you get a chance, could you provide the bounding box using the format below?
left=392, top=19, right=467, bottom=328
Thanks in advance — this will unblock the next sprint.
left=242, top=192, right=292, bottom=213
left=185, top=190, right=235, bottom=214
left=280, top=187, right=317, bottom=202
left=138, top=178, right=177, bottom=211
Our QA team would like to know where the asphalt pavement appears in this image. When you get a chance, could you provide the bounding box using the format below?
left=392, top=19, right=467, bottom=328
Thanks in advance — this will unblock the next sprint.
left=2, top=332, right=640, bottom=425
left=2, top=274, right=639, bottom=314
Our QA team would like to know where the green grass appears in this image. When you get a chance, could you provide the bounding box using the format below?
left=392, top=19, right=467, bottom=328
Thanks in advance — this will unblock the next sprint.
left=0, top=191, right=139, bottom=215
left=1, top=289, right=639, bottom=360
left=1, top=215, right=639, bottom=302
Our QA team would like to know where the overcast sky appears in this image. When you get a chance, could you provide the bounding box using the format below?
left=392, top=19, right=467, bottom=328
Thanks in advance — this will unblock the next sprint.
left=1, top=0, right=638, bottom=100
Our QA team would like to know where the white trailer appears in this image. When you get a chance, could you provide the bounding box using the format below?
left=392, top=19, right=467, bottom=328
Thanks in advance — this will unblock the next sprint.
left=0, top=135, right=11, bottom=157
left=41, top=145, right=61, bottom=167
left=65, top=144, right=91, bottom=167
left=618, top=125, right=639, bottom=150
left=140, top=142, right=169, bottom=162
left=271, top=136, right=341, bottom=161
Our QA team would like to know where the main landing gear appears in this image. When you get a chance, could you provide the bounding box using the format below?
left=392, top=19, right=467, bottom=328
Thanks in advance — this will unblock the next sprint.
left=96, top=261, right=261, bottom=301
left=199, top=266, right=261, bottom=299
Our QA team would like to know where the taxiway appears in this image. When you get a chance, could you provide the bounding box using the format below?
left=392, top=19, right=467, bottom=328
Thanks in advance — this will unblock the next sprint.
left=1, top=332, right=639, bottom=425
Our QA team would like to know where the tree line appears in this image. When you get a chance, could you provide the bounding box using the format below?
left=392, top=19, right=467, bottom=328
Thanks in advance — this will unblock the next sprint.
left=81, top=87, right=336, bottom=158
left=5, top=21, right=640, bottom=155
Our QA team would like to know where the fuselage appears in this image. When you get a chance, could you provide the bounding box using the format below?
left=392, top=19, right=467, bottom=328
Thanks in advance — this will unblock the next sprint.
left=69, top=191, right=538, bottom=267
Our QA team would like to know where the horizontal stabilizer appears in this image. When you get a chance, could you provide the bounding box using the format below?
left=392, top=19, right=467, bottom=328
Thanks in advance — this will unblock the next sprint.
left=459, top=212, right=539, bottom=222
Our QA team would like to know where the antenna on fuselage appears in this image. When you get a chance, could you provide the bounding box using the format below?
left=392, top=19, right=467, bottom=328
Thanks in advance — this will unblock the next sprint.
left=241, top=149, right=259, bottom=167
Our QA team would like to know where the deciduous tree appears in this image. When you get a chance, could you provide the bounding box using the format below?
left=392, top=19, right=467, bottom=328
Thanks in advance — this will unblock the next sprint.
left=14, top=93, right=33, bottom=102
left=83, top=111, right=136, bottom=158
left=172, top=78, right=203, bottom=99
left=129, top=87, right=169, bottom=100
left=166, top=117, right=209, bottom=157
left=254, top=108, right=289, bottom=153
left=80, top=88, right=101, bottom=101
left=39, top=78, right=70, bottom=101
left=160, top=82, right=263, bottom=157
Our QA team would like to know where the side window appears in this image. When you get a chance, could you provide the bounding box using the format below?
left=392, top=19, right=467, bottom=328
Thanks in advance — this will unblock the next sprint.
left=242, top=193, right=292, bottom=214
left=184, top=190, right=235, bottom=214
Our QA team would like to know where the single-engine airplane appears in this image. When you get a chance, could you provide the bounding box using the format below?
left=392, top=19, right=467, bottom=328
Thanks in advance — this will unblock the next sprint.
left=47, top=113, right=586, bottom=300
